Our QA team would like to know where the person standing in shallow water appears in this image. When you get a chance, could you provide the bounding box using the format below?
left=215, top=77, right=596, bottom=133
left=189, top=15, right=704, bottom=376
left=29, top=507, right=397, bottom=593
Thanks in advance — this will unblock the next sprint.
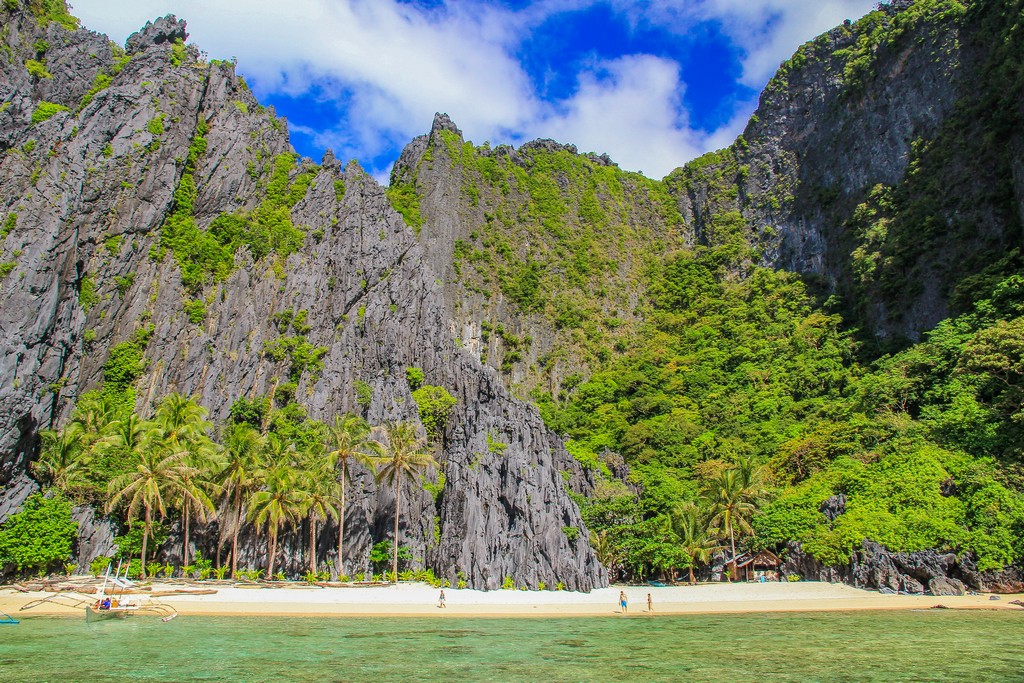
left=619, top=591, right=628, bottom=613
left=438, top=590, right=446, bottom=608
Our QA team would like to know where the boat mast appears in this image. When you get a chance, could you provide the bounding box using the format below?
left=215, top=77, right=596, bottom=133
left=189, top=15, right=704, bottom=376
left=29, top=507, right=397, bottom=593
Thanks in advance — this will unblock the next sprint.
left=98, top=562, right=111, bottom=604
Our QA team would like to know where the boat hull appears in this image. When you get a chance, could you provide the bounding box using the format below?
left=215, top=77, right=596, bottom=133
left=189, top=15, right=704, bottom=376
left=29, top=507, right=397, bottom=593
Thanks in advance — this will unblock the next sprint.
left=85, top=606, right=131, bottom=623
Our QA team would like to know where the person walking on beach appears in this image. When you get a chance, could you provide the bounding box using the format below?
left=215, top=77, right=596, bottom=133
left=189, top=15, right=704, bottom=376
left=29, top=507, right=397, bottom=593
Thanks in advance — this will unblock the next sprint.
left=647, top=593, right=653, bottom=612
left=619, top=591, right=628, bottom=613
left=438, top=589, right=446, bottom=608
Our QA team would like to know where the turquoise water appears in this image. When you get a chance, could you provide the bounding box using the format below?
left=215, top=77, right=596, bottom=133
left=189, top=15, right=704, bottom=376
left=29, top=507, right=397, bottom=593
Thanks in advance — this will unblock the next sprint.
left=2, top=611, right=1022, bottom=682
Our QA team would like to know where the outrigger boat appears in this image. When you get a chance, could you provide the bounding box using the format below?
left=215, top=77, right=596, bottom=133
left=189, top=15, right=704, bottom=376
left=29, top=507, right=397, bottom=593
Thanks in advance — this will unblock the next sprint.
left=20, top=561, right=177, bottom=623
left=86, top=561, right=178, bottom=623
left=0, top=609, right=18, bottom=624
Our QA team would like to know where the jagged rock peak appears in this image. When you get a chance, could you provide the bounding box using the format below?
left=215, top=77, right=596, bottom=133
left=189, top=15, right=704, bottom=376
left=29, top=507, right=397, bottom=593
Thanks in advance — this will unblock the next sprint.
left=514, top=139, right=618, bottom=168
left=884, top=0, right=916, bottom=13
left=518, top=138, right=577, bottom=156
left=321, top=148, right=340, bottom=171
left=345, top=158, right=366, bottom=176
left=126, top=15, right=188, bottom=55
left=584, top=152, right=616, bottom=168
left=431, top=112, right=462, bottom=138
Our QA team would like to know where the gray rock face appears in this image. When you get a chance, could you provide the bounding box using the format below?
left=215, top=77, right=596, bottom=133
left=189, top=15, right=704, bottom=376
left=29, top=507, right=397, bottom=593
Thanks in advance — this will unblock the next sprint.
left=71, top=505, right=117, bottom=572
left=664, top=2, right=1023, bottom=340
left=0, top=472, right=38, bottom=524
left=125, top=15, right=188, bottom=56
left=780, top=540, right=1013, bottom=593
left=0, top=8, right=605, bottom=590
left=928, top=576, right=966, bottom=596
left=390, top=113, right=691, bottom=397
left=0, top=1, right=1019, bottom=593
left=979, top=566, right=1024, bottom=594
left=819, top=494, right=846, bottom=522
left=391, top=3, right=1024, bottom=406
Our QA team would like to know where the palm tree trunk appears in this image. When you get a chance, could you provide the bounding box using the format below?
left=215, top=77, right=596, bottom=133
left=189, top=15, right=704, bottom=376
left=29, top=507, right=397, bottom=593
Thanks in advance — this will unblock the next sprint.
left=231, top=489, right=242, bottom=579
left=268, top=525, right=278, bottom=577
left=309, top=516, right=317, bottom=575
left=141, top=506, right=151, bottom=578
left=728, top=520, right=736, bottom=583
left=336, top=471, right=345, bottom=576
left=182, top=500, right=191, bottom=567
left=689, top=565, right=695, bottom=585
left=392, top=470, right=401, bottom=583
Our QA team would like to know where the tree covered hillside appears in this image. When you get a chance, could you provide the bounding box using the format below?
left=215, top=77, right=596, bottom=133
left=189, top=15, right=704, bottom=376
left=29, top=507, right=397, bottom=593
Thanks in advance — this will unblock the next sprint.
left=542, top=239, right=1024, bottom=577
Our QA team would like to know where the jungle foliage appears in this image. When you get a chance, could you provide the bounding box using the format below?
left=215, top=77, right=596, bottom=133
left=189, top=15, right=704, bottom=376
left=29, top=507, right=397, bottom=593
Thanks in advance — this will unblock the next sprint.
left=545, top=236, right=1024, bottom=577
left=0, top=492, right=77, bottom=574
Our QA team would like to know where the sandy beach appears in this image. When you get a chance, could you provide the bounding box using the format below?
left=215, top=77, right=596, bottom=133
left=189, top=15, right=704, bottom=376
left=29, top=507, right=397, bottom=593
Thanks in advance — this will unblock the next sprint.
left=3, top=581, right=1022, bottom=618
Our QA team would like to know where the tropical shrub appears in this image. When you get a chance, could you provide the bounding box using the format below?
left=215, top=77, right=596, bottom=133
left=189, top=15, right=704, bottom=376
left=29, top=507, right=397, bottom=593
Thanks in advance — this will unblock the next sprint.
left=0, top=492, right=77, bottom=575
left=31, top=101, right=67, bottom=123
left=90, top=555, right=111, bottom=577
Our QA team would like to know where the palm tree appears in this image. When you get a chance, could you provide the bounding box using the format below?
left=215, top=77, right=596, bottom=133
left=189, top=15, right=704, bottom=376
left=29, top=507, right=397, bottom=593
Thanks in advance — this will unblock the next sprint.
left=173, top=447, right=219, bottom=568
left=325, top=414, right=381, bottom=575
left=296, top=454, right=339, bottom=575
left=152, top=392, right=212, bottom=445
left=703, top=468, right=758, bottom=580
left=70, top=391, right=120, bottom=441
left=106, top=442, right=188, bottom=577
left=33, top=423, right=90, bottom=495
left=736, top=455, right=768, bottom=499
left=248, top=459, right=304, bottom=577
left=263, top=432, right=298, bottom=467
left=219, top=422, right=264, bottom=578
left=369, top=422, right=438, bottom=583
left=151, top=393, right=217, bottom=567
left=672, top=504, right=719, bottom=584
left=100, top=413, right=149, bottom=452
left=589, top=529, right=618, bottom=576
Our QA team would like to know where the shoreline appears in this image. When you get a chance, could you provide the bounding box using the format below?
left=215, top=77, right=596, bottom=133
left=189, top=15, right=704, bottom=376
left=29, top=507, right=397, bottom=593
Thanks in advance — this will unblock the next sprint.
left=3, top=581, right=1022, bottom=619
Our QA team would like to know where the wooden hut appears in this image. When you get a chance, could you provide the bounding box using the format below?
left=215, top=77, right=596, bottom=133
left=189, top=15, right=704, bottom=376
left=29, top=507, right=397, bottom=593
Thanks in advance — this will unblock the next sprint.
left=731, top=549, right=782, bottom=582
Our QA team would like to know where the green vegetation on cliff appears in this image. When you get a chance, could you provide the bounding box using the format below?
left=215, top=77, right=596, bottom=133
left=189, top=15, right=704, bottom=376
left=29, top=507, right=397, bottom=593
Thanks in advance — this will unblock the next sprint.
left=382, top=0, right=1024, bottom=579
left=391, top=128, right=688, bottom=385
left=7, top=0, right=1023, bottom=589
left=765, top=0, right=1022, bottom=333
left=160, top=123, right=312, bottom=294
left=545, top=238, right=1024, bottom=577
left=22, top=0, right=79, bottom=30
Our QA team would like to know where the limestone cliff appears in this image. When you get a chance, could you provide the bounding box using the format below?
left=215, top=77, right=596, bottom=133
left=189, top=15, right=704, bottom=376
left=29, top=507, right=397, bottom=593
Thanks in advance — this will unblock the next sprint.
left=389, top=114, right=688, bottom=400
left=397, top=0, right=1023, bottom=374
left=0, top=4, right=605, bottom=589
left=668, top=0, right=1024, bottom=341
left=2, top=0, right=1022, bottom=589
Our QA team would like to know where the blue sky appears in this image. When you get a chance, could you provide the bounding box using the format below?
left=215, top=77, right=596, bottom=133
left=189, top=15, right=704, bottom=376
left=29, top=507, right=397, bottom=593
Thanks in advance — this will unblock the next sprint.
left=73, top=0, right=876, bottom=180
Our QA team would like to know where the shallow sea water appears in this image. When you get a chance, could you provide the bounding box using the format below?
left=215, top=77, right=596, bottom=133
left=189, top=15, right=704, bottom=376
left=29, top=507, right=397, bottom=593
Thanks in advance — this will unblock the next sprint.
left=2, top=610, right=1022, bottom=682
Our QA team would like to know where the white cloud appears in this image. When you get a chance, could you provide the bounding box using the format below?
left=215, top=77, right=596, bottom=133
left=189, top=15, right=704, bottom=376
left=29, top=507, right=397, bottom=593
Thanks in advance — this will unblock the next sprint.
left=711, top=1, right=878, bottom=86
left=610, top=0, right=877, bottom=85
left=77, top=1, right=537, bottom=133
left=71, top=0, right=878, bottom=178
left=531, top=55, right=704, bottom=175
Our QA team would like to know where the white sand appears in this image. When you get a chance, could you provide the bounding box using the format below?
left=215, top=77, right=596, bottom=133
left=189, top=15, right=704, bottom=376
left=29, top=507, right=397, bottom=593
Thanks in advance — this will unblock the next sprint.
left=3, top=581, right=1021, bottom=618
